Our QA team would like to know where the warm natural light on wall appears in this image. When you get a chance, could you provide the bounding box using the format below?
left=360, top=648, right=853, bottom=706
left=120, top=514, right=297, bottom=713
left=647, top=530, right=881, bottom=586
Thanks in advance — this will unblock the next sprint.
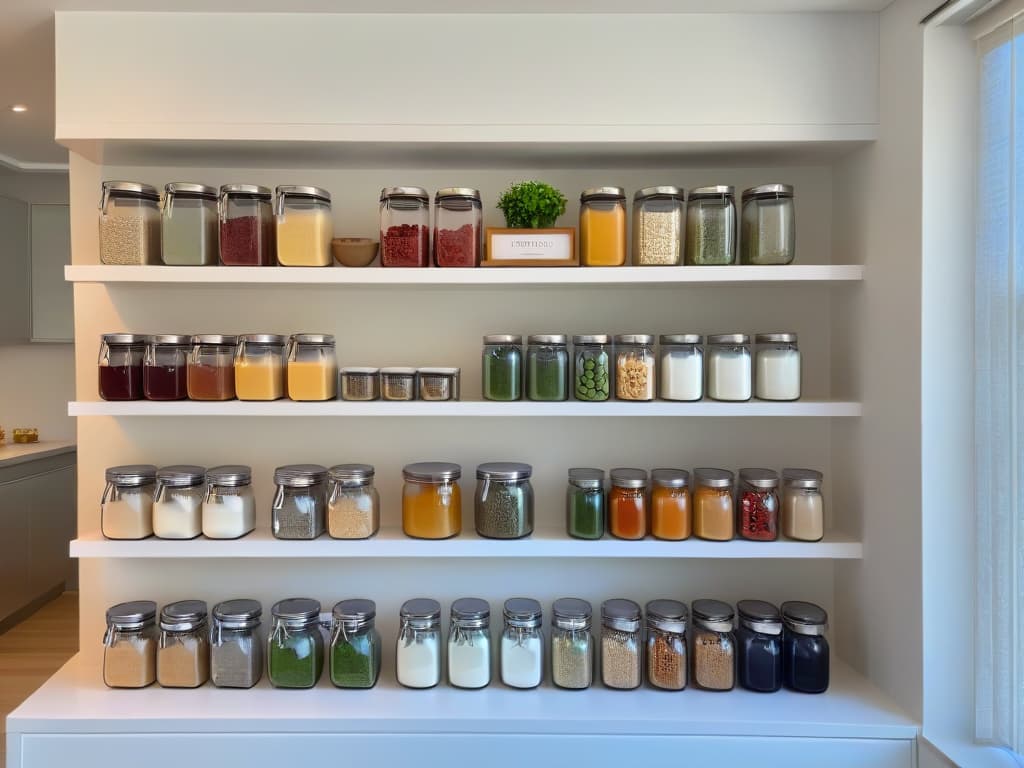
left=9, top=104, right=28, bottom=113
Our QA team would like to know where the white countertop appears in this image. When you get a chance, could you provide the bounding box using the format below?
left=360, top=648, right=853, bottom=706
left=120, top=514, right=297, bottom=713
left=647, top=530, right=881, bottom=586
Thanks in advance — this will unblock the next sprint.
left=0, top=440, right=77, bottom=468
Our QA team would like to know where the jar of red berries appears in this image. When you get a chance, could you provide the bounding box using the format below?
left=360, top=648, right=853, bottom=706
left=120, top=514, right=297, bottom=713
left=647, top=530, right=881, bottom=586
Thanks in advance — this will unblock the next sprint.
left=737, top=468, right=779, bottom=541
left=434, top=188, right=482, bottom=267
left=380, top=187, right=430, bottom=267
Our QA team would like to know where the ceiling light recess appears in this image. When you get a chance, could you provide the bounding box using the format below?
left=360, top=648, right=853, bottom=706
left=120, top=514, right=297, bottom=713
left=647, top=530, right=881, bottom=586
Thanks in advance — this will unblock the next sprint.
left=9, top=104, right=28, bottom=113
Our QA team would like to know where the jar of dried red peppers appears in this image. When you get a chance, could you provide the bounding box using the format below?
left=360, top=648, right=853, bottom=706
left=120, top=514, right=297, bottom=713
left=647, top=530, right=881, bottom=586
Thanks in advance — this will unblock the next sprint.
left=380, top=187, right=430, bottom=267
left=738, top=468, right=779, bottom=541
left=609, top=468, right=648, bottom=540
left=434, top=188, right=482, bottom=267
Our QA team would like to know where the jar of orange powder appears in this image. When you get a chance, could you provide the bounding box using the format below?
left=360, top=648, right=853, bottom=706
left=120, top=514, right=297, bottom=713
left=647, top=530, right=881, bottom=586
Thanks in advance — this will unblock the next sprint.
left=651, top=468, right=691, bottom=540
left=609, top=468, right=648, bottom=540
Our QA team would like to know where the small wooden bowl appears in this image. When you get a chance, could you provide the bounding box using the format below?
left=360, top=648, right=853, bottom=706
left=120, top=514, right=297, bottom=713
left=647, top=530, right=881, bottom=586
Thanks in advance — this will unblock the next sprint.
left=332, top=238, right=379, bottom=267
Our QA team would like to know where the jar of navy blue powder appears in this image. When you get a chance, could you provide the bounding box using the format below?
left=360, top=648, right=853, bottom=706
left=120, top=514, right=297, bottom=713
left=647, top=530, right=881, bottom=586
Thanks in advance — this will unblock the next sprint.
left=736, top=600, right=783, bottom=693
left=781, top=601, right=830, bottom=694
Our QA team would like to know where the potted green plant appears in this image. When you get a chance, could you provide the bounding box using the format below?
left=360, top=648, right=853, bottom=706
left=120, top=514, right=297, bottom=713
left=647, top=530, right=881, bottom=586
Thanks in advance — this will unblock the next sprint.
left=484, top=181, right=576, bottom=266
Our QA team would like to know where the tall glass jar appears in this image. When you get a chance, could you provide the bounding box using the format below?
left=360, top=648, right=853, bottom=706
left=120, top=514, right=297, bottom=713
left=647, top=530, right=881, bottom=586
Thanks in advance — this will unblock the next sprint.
left=101, top=464, right=157, bottom=540
left=203, top=465, right=256, bottom=539
left=152, top=464, right=205, bottom=540
left=685, top=185, right=736, bottom=265
left=402, top=462, right=462, bottom=539
left=287, top=333, right=337, bottom=401
left=526, top=334, right=568, bottom=401
left=210, top=599, right=263, bottom=689
left=609, top=468, right=648, bottom=540
left=646, top=599, right=687, bottom=691
left=327, top=464, right=380, bottom=539
left=143, top=334, right=189, bottom=401
left=781, top=468, right=824, bottom=542
left=692, top=468, right=735, bottom=541
left=736, top=599, right=783, bottom=693
left=434, top=188, right=482, bottom=267
left=573, top=334, right=610, bottom=402
left=272, top=464, right=327, bottom=540
left=601, top=598, right=642, bottom=690
left=614, top=334, right=656, bottom=401
left=501, top=598, right=543, bottom=689
left=650, top=468, right=691, bottom=541
left=98, top=333, right=147, bottom=401
left=161, top=183, right=218, bottom=265
left=275, top=185, right=333, bottom=267
left=330, top=599, right=381, bottom=689
left=235, top=334, right=286, bottom=401
left=474, top=462, right=534, bottom=539
left=738, top=468, right=780, bottom=542
left=380, top=187, right=430, bottom=267
left=448, top=597, right=491, bottom=689
left=157, top=599, right=209, bottom=689
left=706, top=333, right=752, bottom=402
left=755, top=332, right=801, bottom=401
left=482, top=334, right=522, bottom=402
left=218, top=184, right=275, bottom=266
left=99, top=181, right=161, bottom=265
left=691, top=599, right=736, bottom=692
left=566, top=467, right=605, bottom=540
left=188, top=334, right=237, bottom=401
left=103, top=600, right=158, bottom=688
left=632, top=186, right=684, bottom=266
left=268, top=598, right=324, bottom=689
left=781, top=601, right=829, bottom=693
left=396, top=598, right=442, bottom=689
left=741, top=184, right=795, bottom=265
left=659, top=334, right=703, bottom=402
left=580, top=187, right=627, bottom=267
left=551, top=597, right=593, bottom=690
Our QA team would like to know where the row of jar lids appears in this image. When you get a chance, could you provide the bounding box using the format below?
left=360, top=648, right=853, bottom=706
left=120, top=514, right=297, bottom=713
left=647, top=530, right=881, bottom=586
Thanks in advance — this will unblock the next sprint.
left=571, top=467, right=822, bottom=490
left=101, top=333, right=335, bottom=347
left=485, top=333, right=797, bottom=346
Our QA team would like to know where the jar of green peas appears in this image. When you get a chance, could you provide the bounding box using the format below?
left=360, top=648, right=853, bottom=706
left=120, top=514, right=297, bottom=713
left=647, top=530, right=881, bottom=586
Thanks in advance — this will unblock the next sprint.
left=572, top=335, right=610, bottom=402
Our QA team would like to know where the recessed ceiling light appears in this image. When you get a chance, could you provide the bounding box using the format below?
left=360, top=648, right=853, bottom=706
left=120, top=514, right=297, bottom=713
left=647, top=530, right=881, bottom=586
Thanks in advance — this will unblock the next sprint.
left=9, top=104, right=28, bottom=113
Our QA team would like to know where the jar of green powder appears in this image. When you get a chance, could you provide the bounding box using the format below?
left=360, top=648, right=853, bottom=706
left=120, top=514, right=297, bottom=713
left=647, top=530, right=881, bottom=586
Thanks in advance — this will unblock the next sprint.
left=572, top=335, right=610, bottom=402
left=268, top=598, right=324, bottom=689
left=161, top=182, right=219, bottom=266
left=566, top=468, right=605, bottom=539
left=482, top=334, right=522, bottom=401
left=526, top=334, right=568, bottom=402
left=474, top=462, right=534, bottom=539
left=329, top=599, right=380, bottom=689
left=685, top=185, right=736, bottom=265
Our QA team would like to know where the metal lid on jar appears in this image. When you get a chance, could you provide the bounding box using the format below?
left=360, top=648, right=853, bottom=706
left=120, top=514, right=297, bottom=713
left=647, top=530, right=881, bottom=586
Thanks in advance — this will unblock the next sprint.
left=328, top=463, right=375, bottom=485
left=483, top=334, right=522, bottom=345
left=739, top=468, right=779, bottom=489
left=191, top=334, right=238, bottom=346
left=220, top=184, right=272, bottom=198
left=101, top=181, right=159, bottom=201
left=694, top=467, right=734, bottom=489
left=476, top=461, right=532, bottom=481
left=400, top=598, right=442, bottom=628
left=692, top=599, right=735, bottom=633
left=274, top=464, right=327, bottom=488
left=271, top=597, right=321, bottom=628
left=106, top=600, right=157, bottom=630
left=341, top=367, right=380, bottom=376
left=149, top=334, right=191, bottom=346
left=156, top=465, right=206, bottom=488
left=503, top=598, right=542, bottom=628
left=102, top=333, right=148, bottom=345
left=206, top=465, right=253, bottom=487
left=755, top=332, right=797, bottom=344
left=290, top=333, right=335, bottom=345
left=105, top=464, right=157, bottom=486
left=239, top=333, right=286, bottom=345
left=451, top=597, right=490, bottom=628
left=164, top=182, right=218, bottom=199
left=781, top=600, right=828, bottom=635
left=568, top=467, right=605, bottom=489
left=742, top=183, right=794, bottom=200
left=651, top=468, right=689, bottom=489
left=332, top=598, right=376, bottom=629
left=601, top=598, right=641, bottom=633
left=645, top=599, right=688, bottom=633
left=381, top=186, right=429, bottom=201
left=572, top=334, right=610, bottom=345
left=689, top=185, right=735, bottom=199
left=276, top=185, right=331, bottom=203
left=380, top=367, right=417, bottom=376
left=160, top=599, right=208, bottom=632
left=610, top=468, right=648, bottom=489
left=212, top=599, right=262, bottom=630
left=403, top=462, right=461, bottom=482
left=581, top=186, right=626, bottom=201
left=782, top=468, right=823, bottom=489
left=659, top=334, right=703, bottom=345
left=418, top=367, right=460, bottom=376
left=634, top=185, right=685, bottom=201
left=527, top=334, right=567, bottom=345
left=737, top=599, right=783, bottom=635
left=614, top=334, right=654, bottom=345
left=436, top=187, right=481, bottom=200
left=707, top=333, right=750, bottom=346
left=552, top=597, right=592, bottom=630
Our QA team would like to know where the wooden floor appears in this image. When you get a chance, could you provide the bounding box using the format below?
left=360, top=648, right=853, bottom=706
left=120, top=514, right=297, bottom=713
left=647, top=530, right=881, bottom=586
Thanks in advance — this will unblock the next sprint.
left=0, top=593, right=79, bottom=768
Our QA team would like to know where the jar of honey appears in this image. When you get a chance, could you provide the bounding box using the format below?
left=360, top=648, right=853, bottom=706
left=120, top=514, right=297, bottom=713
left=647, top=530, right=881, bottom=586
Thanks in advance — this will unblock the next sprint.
left=286, top=334, right=337, bottom=402
left=609, top=468, right=648, bottom=540
left=235, top=334, right=286, bottom=401
left=650, top=468, right=691, bottom=540
left=402, top=462, right=462, bottom=539
left=187, top=335, right=237, bottom=401
left=693, top=468, right=735, bottom=541
left=579, top=187, right=627, bottom=267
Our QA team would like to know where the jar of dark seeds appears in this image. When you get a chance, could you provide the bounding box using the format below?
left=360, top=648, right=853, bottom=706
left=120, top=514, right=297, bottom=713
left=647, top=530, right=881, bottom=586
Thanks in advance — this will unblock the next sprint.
left=418, top=367, right=460, bottom=401
left=601, top=598, right=642, bottom=690
left=685, top=185, right=736, bottom=265
left=474, top=462, right=534, bottom=539
left=271, top=464, right=327, bottom=539
left=210, top=599, right=263, bottom=689
left=691, top=599, right=736, bottom=691
left=340, top=367, right=380, bottom=401
left=551, top=598, right=593, bottom=690
left=380, top=367, right=417, bottom=401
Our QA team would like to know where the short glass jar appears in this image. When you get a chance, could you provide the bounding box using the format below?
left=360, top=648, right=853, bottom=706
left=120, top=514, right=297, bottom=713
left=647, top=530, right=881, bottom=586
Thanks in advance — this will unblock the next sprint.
left=482, top=334, right=523, bottom=402
left=203, top=465, right=256, bottom=539
left=614, top=334, right=656, bottom=401
left=235, top=333, right=286, bottom=401
left=99, top=181, right=161, bottom=265
left=210, top=599, right=263, bottom=689
left=157, top=599, right=210, bottom=689
left=153, top=464, right=205, bottom=539
left=188, top=334, right=237, bottom=401
left=418, top=367, right=460, bottom=401
left=330, top=599, right=381, bottom=689
left=327, top=464, right=380, bottom=539
left=738, top=468, right=779, bottom=542
left=685, top=185, right=736, bottom=265
left=650, top=468, right=691, bottom=541
left=736, top=599, right=783, bottom=693
left=526, top=335, right=569, bottom=401
left=434, top=188, right=482, bottom=267
left=692, top=468, right=735, bottom=541
left=402, top=462, right=462, bottom=539
left=161, top=182, right=218, bottom=266
left=218, top=184, right=275, bottom=266
left=755, top=332, right=801, bottom=401
left=380, top=367, right=418, bottom=401
left=646, top=599, right=688, bottom=691
left=501, top=598, right=543, bottom=689
left=448, top=597, right=491, bottom=689
left=781, top=601, right=829, bottom=693
left=275, top=185, right=333, bottom=267
left=101, top=464, right=157, bottom=540
left=475, top=462, right=534, bottom=539
left=659, top=334, right=704, bottom=402
left=396, top=598, right=442, bottom=689
left=272, top=464, right=327, bottom=540
left=691, top=599, right=736, bottom=691
left=781, top=468, right=824, bottom=542
left=99, top=333, right=146, bottom=401
left=741, top=184, right=795, bottom=265
left=580, top=187, right=627, bottom=267
left=287, top=333, right=337, bottom=402
left=601, top=598, right=642, bottom=690
left=632, top=186, right=685, bottom=266
left=144, top=334, right=189, bottom=401
left=268, top=598, right=324, bottom=689
left=103, top=600, right=158, bottom=689
left=551, top=598, right=593, bottom=690
left=380, top=187, right=430, bottom=267
left=566, top=467, right=605, bottom=540
left=609, top=468, right=648, bottom=540
left=340, top=367, right=380, bottom=401
left=706, top=333, right=752, bottom=402
left=573, top=334, right=610, bottom=402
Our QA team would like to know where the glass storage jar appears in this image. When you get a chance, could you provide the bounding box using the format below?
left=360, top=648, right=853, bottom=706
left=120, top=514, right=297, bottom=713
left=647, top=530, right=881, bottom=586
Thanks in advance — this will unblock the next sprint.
left=397, top=598, right=442, bottom=689
left=418, top=367, right=460, bottom=401
left=482, top=334, right=522, bottom=402
left=287, top=333, right=337, bottom=401
left=781, top=468, right=824, bottom=542
left=573, top=334, right=610, bottom=402
left=632, top=186, right=685, bottom=265
left=580, top=187, right=627, bottom=267
left=646, top=599, right=688, bottom=691
left=609, top=468, right=648, bottom=540
left=101, top=464, right=157, bottom=540
left=755, top=332, right=801, bottom=401
left=551, top=597, right=593, bottom=690
left=474, top=462, right=534, bottom=539
left=692, top=468, right=735, bottom=541
left=448, top=597, right=491, bottom=689
left=685, top=185, right=736, bottom=265
left=691, top=599, right=736, bottom=691
left=153, top=464, right=205, bottom=539
left=272, top=464, right=327, bottom=540
left=381, top=367, right=418, bottom=401
left=143, top=334, right=189, bottom=401
left=402, top=462, right=462, bottom=539
left=566, top=467, right=605, bottom=540
left=650, top=468, right=691, bottom=541
left=330, top=599, right=381, bottom=689
left=380, top=187, right=430, bottom=267
left=210, top=599, right=263, bottom=689
left=781, top=601, right=829, bottom=693
left=706, top=333, right=752, bottom=402
left=327, top=464, right=380, bottom=539
left=103, top=600, right=158, bottom=689
left=738, top=468, right=780, bottom=542
left=235, top=334, right=286, bottom=401
left=275, top=185, right=332, bottom=267
left=501, top=598, right=543, bottom=689
left=161, top=182, right=218, bottom=266
left=340, top=367, right=380, bottom=401
left=98, top=333, right=147, bottom=401
left=157, top=599, right=209, bottom=689
left=526, top=334, right=568, bottom=401
left=741, top=184, right=795, bottom=265
left=601, top=598, right=642, bottom=690
left=736, top=599, right=783, bottom=693
left=218, top=184, right=275, bottom=266
left=203, top=465, right=256, bottom=539
left=434, top=187, right=482, bottom=267
left=268, top=598, right=324, bottom=689
left=659, top=334, right=704, bottom=402
left=188, top=334, right=237, bottom=401
left=614, top=334, right=656, bottom=401
left=99, top=181, right=161, bottom=265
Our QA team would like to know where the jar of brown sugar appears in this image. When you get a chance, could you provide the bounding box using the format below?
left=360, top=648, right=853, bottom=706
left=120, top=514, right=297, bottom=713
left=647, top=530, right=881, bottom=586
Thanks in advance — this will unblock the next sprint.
left=600, top=598, right=642, bottom=690
left=103, top=600, right=158, bottom=689
left=645, top=599, right=687, bottom=691
left=693, top=468, right=735, bottom=541
left=691, top=599, right=736, bottom=691
left=157, top=600, right=210, bottom=688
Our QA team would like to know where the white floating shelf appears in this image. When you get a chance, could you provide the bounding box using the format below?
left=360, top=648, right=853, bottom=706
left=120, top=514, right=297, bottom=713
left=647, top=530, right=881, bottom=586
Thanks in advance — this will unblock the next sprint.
left=70, top=528, right=862, bottom=560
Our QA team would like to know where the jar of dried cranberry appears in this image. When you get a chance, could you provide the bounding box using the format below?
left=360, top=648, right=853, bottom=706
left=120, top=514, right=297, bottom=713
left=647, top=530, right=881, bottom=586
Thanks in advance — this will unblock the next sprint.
left=434, top=188, right=482, bottom=267
left=737, top=468, right=779, bottom=541
left=380, top=187, right=430, bottom=267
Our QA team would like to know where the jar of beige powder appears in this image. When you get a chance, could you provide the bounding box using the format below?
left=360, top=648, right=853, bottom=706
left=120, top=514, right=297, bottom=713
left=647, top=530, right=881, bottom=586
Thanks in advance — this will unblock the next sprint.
left=157, top=600, right=210, bottom=688
left=102, top=600, right=158, bottom=689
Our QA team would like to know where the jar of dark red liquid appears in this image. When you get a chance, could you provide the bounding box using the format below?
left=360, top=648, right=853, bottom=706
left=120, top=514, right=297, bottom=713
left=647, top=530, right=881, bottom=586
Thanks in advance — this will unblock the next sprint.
left=433, top=188, right=481, bottom=267
left=380, top=187, right=430, bottom=267
left=218, top=184, right=275, bottom=266
left=98, top=333, right=147, bottom=401
left=737, top=468, right=779, bottom=541
left=143, top=334, right=190, bottom=401
left=187, top=335, right=237, bottom=401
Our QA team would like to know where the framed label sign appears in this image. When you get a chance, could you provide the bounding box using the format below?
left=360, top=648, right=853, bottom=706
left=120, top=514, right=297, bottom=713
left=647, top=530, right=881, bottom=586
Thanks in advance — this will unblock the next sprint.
left=482, top=228, right=577, bottom=267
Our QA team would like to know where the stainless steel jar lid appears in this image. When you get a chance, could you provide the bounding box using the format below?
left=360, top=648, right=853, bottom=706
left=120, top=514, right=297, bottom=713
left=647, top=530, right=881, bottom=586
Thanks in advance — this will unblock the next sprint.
left=102, top=333, right=148, bottom=345
left=581, top=186, right=626, bottom=201
left=689, top=185, right=735, bottom=199
left=239, top=333, right=286, bottom=345
left=106, top=600, right=157, bottom=630
left=341, top=367, right=380, bottom=376
left=206, top=465, right=252, bottom=487
left=290, top=333, right=335, bottom=345
left=707, top=333, right=750, bottom=346
left=156, top=465, right=205, bottom=488
left=403, top=462, right=461, bottom=482
left=660, top=334, right=703, bottom=345
left=694, top=467, right=734, bottom=489
left=573, top=334, right=610, bottom=345
left=212, top=599, right=262, bottom=629
left=275, top=185, right=331, bottom=203
left=191, top=334, right=238, bottom=346
left=164, top=182, right=218, bottom=199
left=400, top=598, right=442, bottom=627
left=476, top=461, right=532, bottom=481
left=101, top=181, right=159, bottom=200
left=646, top=599, right=688, bottom=633
left=436, top=187, right=481, bottom=200
left=380, top=367, right=417, bottom=376
left=274, top=464, right=328, bottom=487
left=483, top=334, right=522, bottom=345
left=381, top=186, right=429, bottom=201
left=271, top=598, right=321, bottom=628
left=568, top=467, right=605, bottom=489
left=451, top=597, right=490, bottom=628
left=418, top=367, right=460, bottom=376
left=614, top=334, right=655, bottom=345
left=528, top=334, right=567, bottom=345
left=782, top=468, right=823, bottom=489
left=737, top=599, right=783, bottom=635
left=503, top=598, right=542, bottom=628
left=739, top=468, right=779, bottom=489
left=651, top=468, right=689, bottom=489
left=610, top=468, right=648, bottom=489
left=332, top=598, right=376, bottom=628
left=552, top=597, right=592, bottom=630
left=220, top=184, right=272, bottom=198
left=755, top=332, right=798, bottom=344
left=328, top=464, right=375, bottom=484
left=601, top=598, right=641, bottom=633
left=742, top=183, right=794, bottom=200
left=781, top=600, right=828, bottom=635
left=160, top=599, right=208, bottom=632
left=105, top=464, right=157, bottom=486
left=692, top=599, right=735, bottom=633
left=149, top=334, right=191, bottom=346
left=634, top=185, right=684, bottom=200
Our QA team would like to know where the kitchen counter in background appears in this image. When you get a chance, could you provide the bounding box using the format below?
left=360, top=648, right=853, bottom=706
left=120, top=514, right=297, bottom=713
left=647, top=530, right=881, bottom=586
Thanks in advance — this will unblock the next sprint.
left=0, top=441, right=76, bottom=469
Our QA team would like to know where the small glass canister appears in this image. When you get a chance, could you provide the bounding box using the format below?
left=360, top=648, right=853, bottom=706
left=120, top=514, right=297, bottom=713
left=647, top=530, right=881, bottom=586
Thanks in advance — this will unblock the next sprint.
left=685, top=185, right=736, bottom=265
left=501, top=598, right=543, bottom=689
left=271, top=464, right=327, bottom=540
left=741, top=184, right=795, bottom=265
left=448, top=597, right=491, bottom=689
left=580, top=187, right=627, bottom=267
left=601, top=598, right=642, bottom=690
left=268, top=598, right=324, bottom=689
left=781, top=601, right=830, bottom=693
left=218, top=184, right=275, bottom=266
left=736, top=599, right=783, bottom=693
left=755, top=332, right=801, bottom=401
left=475, top=462, right=534, bottom=539
left=781, top=468, right=824, bottom=542
left=402, top=462, right=462, bottom=539
left=706, top=333, right=752, bottom=402
left=397, top=598, right=442, bottom=689
left=381, top=367, right=418, bottom=401
left=275, top=185, right=333, bottom=267
left=646, top=599, right=687, bottom=691
left=418, top=367, right=460, bottom=401
left=609, top=468, right=648, bottom=540
left=482, top=334, right=522, bottom=402
left=143, top=334, right=189, bottom=401
left=99, top=333, right=146, bottom=401
left=235, top=333, right=286, bottom=401
left=161, top=182, right=218, bottom=266
left=692, top=467, right=735, bottom=541
left=327, top=464, right=380, bottom=539
left=103, top=600, right=158, bottom=689
left=614, top=334, right=656, bottom=401
left=203, top=465, right=256, bottom=539
left=650, top=468, right=691, bottom=541
left=434, top=187, right=482, bottom=267
left=101, top=464, right=157, bottom=540
left=738, top=468, right=780, bottom=542
left=567, top=467, right=605, bottom=540
left=341, top=367, right=380, bottom=401
left=210, top=599, right=263, bottom=689
left=187, top=334, right=237, bottom=401
left=573, top=334, right=610, bottom=402
left=551, top=597, right=593, bottom=690
left=526, top=334, right=568, bottom=401
left=99, top=181, right=161, bottom=265
left=380, top=186, right=430, bottom=267
left=330, top=599, right=381, bottom=689
left=287, top=333, right=338, bottom=402
left=691, top=599, right=736, bottom=692
left=659, top=334, right=703, bottom=402
left=153, top=464, right=205, bottom=540
left=632, top=186, right=685, bottom=266
left=157, top=600, right=209, bottom=689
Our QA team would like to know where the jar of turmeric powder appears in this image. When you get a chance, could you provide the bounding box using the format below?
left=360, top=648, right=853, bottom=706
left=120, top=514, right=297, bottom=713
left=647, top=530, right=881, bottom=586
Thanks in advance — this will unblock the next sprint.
left=650, top=468, right=691, bottom=540
left=692, top=468, right=735, bottom=541
left=402, top=462, right=462, bottom=539
left=609, top=468, right=648, bottom=540
left=580, top=187, right=627, bottom=267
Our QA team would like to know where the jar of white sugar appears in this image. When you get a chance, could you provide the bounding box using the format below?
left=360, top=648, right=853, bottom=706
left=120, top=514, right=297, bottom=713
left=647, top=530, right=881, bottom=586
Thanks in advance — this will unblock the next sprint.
left=101, top=464, right=157, bottom=540
left=659, top=334, right=704, bottom=401
left=501, top=598, right=543, bottom=689
left=706, top=333, right=752, bottom=402
left=396, top=598, right=442, bottom=689
left=755, top=333, right=801, bottom=401
left=202, top=465, right=256, bottom=539
left=99, top=181, right=161, bottom=265
left=153, top=465, right=206, bottom=539
left=448, top=597, right=491, bottom=689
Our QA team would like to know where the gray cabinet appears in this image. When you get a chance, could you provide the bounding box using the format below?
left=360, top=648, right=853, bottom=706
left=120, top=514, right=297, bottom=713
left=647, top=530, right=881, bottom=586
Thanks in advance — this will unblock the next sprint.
left=0, top=195, right=30, bottom=344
